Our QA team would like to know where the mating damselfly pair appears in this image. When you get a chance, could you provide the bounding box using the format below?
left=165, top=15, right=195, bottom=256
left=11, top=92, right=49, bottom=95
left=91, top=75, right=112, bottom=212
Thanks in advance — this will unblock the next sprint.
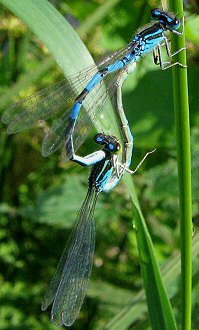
left=1, top=8, right=186, bottom=327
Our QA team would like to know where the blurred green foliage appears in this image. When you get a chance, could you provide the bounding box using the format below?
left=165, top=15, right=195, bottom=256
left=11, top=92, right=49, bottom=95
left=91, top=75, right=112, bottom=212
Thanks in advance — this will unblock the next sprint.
left=0, top=0, right=199, bottom=329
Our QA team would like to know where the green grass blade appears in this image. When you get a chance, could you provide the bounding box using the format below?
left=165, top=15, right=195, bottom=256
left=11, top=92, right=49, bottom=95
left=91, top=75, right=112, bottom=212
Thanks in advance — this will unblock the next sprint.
left=0, top=0, right=121, bottom=136
left=106, top=231, right=199, bottom=330
left=123, top=175, right=177, bottom=330
left=0, top=0, right=121, bottom=110
left=0, top=0, right=93, bottom=76
left=168, top=1, right=192, bottom=329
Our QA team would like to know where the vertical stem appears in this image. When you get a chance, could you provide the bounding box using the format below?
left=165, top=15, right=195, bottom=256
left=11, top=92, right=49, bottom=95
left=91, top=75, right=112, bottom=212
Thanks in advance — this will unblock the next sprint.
left=168, top=1, right=192, bottom=329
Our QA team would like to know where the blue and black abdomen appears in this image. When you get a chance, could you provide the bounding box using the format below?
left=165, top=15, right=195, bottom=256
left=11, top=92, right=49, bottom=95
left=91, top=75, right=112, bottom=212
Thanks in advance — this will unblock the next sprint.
left=89, top=156, right=114, bottom=192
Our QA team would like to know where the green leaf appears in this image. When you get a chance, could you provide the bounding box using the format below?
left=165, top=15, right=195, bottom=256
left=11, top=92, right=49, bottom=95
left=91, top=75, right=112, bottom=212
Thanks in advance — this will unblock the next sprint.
left=106, top=231, right=199, bottom=329
left=0, top=0, right=93, bottom=75
left=123, top=176, right=177, bottom=330
left=0, top=0, right=121, bottom=139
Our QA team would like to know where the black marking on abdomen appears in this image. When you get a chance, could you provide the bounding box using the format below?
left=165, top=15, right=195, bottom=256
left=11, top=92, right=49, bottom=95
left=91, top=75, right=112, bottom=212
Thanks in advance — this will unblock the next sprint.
left=76, top=88, right=89, bottom=103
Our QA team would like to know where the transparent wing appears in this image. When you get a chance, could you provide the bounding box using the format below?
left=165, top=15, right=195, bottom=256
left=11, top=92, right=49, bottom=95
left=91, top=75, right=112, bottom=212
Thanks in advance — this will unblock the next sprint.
left=41, top=66, right=124, bottom=161
left=41, top=78, right=114, bottom=160
left=2, top=43, right=133, bottom=160
left=41, top=187, right=98, bottom=327
left=1, top=66, right=98, bottom=132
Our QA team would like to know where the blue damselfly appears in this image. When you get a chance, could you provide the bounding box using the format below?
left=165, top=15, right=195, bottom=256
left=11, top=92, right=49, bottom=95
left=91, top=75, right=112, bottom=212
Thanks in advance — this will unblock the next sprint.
left=2, top=9, right=185, bottom=161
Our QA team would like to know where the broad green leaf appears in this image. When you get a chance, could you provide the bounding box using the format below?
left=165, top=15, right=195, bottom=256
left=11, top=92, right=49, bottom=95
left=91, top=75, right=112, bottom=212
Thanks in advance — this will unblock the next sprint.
left=0, top=0, right=120, bottom=138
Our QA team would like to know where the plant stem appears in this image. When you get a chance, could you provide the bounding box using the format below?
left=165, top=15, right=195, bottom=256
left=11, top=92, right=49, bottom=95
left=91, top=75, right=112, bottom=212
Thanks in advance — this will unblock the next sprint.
left=168, top=1, right=192, bottom=329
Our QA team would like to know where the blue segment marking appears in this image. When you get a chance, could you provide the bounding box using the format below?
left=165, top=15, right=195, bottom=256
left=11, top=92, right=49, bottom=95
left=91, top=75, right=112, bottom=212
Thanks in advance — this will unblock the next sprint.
left=71, top=102, right=82, bottom=120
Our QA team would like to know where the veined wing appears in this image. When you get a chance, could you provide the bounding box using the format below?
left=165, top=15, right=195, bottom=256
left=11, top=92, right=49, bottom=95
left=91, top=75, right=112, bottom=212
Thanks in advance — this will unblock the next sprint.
left=41, top=58, right=133, bottom=161
left=1, top=66, right=98, bottom=133
left=41, top=187, right=98, bottom=326
left=41, top=77, right=112, bottom=160
left=2, top=43, right=134, bottom=160
left=1, top=42, right=133, bottom=132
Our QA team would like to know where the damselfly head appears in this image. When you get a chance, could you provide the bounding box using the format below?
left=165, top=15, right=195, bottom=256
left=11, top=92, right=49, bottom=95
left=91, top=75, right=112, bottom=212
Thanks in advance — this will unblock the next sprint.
left=151, top=8, right=181, bottom=31
left=94, top=133, right=120, bottom=152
